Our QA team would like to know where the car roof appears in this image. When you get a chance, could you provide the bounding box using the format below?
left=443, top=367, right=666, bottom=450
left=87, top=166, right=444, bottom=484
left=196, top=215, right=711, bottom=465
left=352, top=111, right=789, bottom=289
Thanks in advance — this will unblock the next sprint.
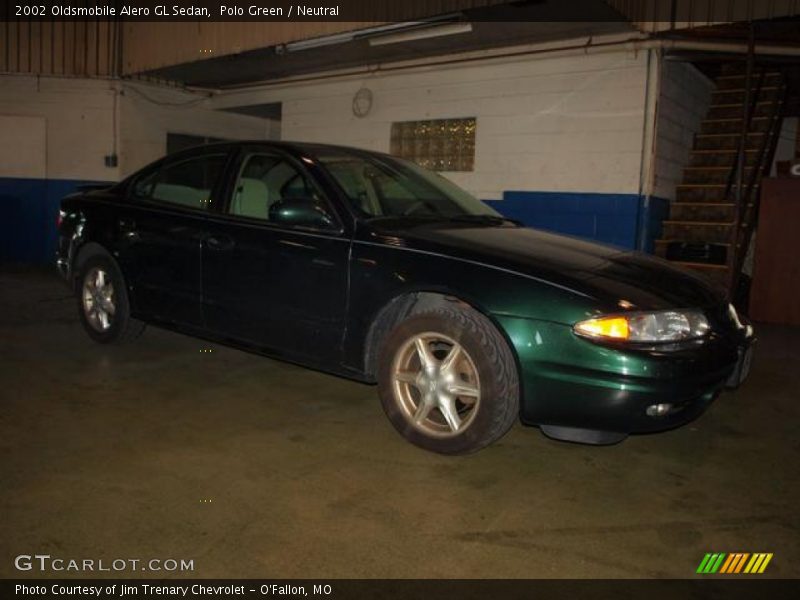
left=181, top=140, right=391, bottom=159
left=118, top=140, right=397, bottom=189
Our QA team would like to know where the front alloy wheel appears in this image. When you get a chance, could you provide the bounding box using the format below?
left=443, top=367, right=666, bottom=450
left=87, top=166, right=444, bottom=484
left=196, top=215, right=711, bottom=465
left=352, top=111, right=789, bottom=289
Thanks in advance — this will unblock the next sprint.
left=377, top=304, right=519, bottom=454
left=392, top=332, right=481, bottom=437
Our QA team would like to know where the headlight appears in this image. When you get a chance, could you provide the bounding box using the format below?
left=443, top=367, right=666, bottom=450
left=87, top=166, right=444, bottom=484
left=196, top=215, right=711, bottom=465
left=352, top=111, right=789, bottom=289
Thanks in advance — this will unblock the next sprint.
left=574, top=310, right=709, bottom=343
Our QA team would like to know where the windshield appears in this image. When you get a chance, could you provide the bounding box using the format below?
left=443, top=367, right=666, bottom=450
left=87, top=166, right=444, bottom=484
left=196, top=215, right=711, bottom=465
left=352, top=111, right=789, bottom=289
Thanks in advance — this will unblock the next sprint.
left=317, top=152, right=500, bottom=219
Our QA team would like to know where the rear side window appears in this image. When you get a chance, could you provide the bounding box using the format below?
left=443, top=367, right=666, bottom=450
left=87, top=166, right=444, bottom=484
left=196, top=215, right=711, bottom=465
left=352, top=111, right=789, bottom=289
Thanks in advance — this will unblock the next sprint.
left=131, top=153, right=227, bottom=211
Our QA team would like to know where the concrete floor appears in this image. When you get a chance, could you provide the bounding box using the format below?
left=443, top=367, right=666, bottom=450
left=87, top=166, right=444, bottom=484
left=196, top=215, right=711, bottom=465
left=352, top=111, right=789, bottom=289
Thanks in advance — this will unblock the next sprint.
left=1, top=266, right=798, bottom=579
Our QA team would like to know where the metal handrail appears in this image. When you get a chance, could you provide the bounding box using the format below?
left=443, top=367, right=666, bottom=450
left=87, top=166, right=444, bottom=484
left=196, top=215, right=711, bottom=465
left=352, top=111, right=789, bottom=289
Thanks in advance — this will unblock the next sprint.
left=723, top=67, right=765, bottom=203
left=729, top=81, right=786, bottom=296
left=726, top=25, right=756, bottom=295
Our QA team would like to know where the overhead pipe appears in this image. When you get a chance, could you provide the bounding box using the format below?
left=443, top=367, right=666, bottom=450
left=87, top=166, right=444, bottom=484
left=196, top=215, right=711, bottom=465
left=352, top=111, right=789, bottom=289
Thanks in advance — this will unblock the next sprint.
left=642, top=38, right=800, bottom=57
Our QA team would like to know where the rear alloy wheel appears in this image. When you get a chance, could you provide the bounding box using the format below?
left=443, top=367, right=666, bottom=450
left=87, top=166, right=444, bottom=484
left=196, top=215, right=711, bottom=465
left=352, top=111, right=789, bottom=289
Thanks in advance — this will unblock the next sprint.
left=82, top=266, right=116, bottom=333
left=377, top=305, right=519, bottom=454
left=76, top=253, right=145, bottom=344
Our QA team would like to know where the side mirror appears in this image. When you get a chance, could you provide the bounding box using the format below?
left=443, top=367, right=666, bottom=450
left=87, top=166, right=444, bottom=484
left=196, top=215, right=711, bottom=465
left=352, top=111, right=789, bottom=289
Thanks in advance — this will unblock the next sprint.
left=268, top=198, right=335, bottom=229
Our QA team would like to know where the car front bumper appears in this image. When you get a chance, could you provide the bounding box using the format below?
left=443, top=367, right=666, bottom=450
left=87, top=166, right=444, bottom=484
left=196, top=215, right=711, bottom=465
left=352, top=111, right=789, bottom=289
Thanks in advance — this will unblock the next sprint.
left=496, top=315, right=755, bottom=436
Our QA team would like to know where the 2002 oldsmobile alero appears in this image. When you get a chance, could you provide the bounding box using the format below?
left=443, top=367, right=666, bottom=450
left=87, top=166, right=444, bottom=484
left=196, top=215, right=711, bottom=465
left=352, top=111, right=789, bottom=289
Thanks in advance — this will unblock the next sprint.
left=56, top=141, right=755, bottom=454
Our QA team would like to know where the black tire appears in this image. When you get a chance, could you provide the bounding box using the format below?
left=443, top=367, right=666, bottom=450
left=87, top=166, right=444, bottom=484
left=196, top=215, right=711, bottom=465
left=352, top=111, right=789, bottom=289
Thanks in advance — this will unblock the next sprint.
left=377, top=304, right=519, bottom=454
left=75, top=251, right=145, bottom=344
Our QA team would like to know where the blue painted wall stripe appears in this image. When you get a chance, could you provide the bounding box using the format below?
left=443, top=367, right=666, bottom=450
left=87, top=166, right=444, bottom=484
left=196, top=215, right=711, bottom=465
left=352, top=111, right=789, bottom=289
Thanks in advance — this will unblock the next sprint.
left=1, top=178, right=669, bottom=265
left=0, top=177, right=111, bottom=265
left=488, top=191, right=669, bottom=252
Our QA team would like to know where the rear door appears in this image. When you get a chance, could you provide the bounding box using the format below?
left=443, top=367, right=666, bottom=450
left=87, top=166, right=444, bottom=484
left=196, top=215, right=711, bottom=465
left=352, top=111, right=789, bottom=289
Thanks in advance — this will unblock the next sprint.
left=117, top=149, right=231, bottom=327
left=201, top=148, right=350, bottom=364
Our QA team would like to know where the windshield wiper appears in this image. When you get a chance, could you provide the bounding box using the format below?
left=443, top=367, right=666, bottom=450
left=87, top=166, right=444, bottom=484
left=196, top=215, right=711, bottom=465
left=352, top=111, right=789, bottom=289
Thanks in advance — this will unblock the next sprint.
left=444, top=214, right=522, bottom=226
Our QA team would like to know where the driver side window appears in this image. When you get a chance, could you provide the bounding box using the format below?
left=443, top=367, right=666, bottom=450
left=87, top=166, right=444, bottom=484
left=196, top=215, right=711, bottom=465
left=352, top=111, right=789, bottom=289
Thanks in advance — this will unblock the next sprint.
left=229, top=153, right=336, bottom=230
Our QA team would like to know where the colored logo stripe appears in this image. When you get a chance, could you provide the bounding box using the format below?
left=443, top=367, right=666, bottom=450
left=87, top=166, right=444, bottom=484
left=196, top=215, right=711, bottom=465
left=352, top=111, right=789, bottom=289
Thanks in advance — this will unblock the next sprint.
left=697, top=553, right=773, bottom=574
left=719, top=553, right=749, bottom=573
left=744, top=553, right=773, bottom=574
left=697, top=553, right=726, bottom=573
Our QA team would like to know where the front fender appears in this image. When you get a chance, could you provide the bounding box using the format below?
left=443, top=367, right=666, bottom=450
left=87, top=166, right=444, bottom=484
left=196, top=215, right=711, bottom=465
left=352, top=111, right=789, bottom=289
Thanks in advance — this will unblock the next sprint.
left=343, top=240, right=604, bottom=374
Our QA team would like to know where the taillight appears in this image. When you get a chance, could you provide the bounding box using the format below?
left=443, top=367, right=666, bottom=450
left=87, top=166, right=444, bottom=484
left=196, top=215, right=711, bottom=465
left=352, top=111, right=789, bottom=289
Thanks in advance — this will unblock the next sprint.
left=56, top=210, right=65, bottom=229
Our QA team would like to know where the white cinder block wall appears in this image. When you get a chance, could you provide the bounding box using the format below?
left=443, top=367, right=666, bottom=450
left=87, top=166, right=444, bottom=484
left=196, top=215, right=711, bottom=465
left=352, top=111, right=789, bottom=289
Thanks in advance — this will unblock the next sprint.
left=0, top=76, right=120, bottom=182
left=0, top=75, right=276, bottom=183
left=0, top=75, right=274, bottom=263
left=652, top=60, right=714, bottom=200
left=214, top=45, right=652, bottom=201
left=119, top=82, right=277, bottom=176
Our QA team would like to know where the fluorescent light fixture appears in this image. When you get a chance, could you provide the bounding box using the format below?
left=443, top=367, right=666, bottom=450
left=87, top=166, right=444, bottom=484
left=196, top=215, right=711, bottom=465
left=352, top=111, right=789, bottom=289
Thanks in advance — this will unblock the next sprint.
left=283, top=32, right=355, bottom=53
left=279, top=18, right=471, bottom=54
left=368, top=22, right=473, bottom=47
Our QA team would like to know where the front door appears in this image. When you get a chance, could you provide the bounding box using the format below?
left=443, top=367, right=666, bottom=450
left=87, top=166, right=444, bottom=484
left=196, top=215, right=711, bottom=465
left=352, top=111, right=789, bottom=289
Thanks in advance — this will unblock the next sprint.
left=202, top=149, right=350, bottom=364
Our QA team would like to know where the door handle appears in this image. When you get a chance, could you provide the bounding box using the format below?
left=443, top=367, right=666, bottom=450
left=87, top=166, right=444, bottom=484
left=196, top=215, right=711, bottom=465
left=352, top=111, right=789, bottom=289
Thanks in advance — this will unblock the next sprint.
left=206, top=235, right=235, bottom=251
left=118, top=218, right=139, bottom=240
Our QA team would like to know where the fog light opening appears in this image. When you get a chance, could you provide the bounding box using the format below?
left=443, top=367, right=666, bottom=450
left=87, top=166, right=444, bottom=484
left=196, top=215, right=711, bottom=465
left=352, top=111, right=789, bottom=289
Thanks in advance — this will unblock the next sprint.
left=646, top=403, right=673, bottom=418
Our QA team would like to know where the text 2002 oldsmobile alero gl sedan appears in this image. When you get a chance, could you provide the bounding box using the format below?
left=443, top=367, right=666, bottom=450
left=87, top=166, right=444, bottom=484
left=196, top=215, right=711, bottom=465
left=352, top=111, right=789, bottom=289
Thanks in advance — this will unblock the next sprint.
left=56, top=142, right=754, bottom=454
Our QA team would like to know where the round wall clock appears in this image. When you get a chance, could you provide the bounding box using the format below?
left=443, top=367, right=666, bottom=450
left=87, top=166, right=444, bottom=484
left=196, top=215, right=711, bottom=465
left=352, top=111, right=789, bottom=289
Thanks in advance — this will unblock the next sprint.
left=352, top=87, right=373, bottom=118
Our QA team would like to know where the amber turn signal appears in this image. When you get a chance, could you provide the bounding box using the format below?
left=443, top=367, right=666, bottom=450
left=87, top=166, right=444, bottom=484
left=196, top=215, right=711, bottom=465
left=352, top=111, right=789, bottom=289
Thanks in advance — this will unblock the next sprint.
left=574, top=316, right=630, bottom=340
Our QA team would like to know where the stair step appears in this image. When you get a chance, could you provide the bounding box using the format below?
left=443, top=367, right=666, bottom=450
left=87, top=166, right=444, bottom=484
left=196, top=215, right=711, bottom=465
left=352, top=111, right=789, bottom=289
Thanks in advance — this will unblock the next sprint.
left=694, top=132, right=770, bottom=150
left=690, top=149, right=759, bottom=152
left=683, top=165, right=757, bottom=184
left=689, top=149, right=759, bottom=167
left=669, top=202, right=737, bottom=221
left=719, top=63, right=781, bottom=75
left=720, top=63, right=748, bottom=75
left=715, top=71, right=781, bottom=78
left=700, top=116, right=772, bottom=134
left=661, top=221, right=734, bottom=244
left=714, top=73, right=783, bottom=89
left=719, top=60, right=780, bottom=77
left=696, top=132, right=767, bottom=137
left=708, top=102, right=778, bottom=119
left=676, top=184, right=758, bottom=202
left=654, top=240, right=731, bottom=248
left=676, top=183, right=758, bottom=188
left=662, top=220, right=734, bottom=225
left=670, top=260, right=728, bottom=270
left=709, top=101, right=776, bottom=107
left=702, top=116, right=770, bottom=123
left=712, top=87, right=782, bottom=104
left=712, top=86, right=781, bottom=93
left=654, top=240, right=730, bottom=263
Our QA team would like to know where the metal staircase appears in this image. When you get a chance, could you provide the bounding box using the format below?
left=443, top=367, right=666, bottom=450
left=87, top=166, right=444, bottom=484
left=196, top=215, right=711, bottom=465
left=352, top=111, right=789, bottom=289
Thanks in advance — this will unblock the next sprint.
left=655, top=63, right=786, bottom=295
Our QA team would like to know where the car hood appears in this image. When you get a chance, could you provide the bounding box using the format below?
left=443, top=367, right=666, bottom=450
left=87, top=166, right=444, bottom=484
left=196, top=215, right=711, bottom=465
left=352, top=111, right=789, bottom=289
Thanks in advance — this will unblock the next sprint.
left=367, top=220, right=726, bottom=311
